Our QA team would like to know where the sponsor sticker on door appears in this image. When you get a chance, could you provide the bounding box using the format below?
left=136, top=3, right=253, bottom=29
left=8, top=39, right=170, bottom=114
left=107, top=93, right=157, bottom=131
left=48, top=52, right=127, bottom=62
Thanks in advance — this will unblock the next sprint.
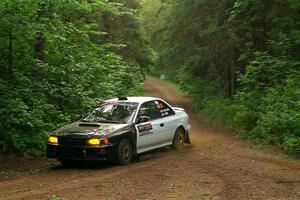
left=138, top=123, right=153, bottom=136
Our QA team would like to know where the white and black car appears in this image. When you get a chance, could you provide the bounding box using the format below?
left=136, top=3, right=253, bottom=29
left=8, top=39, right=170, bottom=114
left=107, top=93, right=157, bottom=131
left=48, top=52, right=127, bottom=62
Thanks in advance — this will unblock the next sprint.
left=47, top=97, right=191, bottom=165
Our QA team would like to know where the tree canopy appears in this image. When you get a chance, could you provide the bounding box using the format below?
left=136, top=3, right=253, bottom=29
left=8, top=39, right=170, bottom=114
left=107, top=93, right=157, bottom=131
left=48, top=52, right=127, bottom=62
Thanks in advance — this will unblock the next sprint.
left=140, top=0, right=300, bottom=155
left=0, top=0, right=149, bottom=156
left=1, top=0, right=300, bottom=156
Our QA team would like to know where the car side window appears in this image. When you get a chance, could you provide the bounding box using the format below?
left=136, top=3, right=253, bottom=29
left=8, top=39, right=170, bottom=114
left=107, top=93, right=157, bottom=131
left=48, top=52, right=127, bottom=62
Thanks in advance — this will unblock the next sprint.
left=138, top=101, right=161, bottom=121
left=137, top=100, right=175, bottom=121
left=155, top=100, right=175, bottom=117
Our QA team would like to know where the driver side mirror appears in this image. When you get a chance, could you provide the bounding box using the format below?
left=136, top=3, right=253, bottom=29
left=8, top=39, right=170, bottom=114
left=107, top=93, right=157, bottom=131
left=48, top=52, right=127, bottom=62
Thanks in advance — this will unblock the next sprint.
left=136, top=116, right=150, bottom=124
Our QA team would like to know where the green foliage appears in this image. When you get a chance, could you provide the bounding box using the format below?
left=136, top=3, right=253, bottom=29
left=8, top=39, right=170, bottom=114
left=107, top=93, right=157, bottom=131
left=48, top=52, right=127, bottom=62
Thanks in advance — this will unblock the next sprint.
left=203, top=55, right=300, bottom=155
left=282, top=136, right=300, bottom=155
left=140, top=0, right=300, bottom=155
left=181, top=77, right=224, bottom=111
left=0, top=0, right=147, bottom=156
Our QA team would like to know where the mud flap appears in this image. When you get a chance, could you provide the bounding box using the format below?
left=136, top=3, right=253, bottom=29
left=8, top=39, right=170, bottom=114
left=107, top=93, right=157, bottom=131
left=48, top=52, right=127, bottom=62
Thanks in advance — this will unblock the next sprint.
left=185, top=133, right=191, bottom=144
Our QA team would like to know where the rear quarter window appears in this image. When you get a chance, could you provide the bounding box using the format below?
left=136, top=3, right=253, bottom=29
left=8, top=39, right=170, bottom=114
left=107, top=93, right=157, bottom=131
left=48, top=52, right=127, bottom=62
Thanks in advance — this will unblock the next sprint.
left=154, top=100, right=175, bottom=117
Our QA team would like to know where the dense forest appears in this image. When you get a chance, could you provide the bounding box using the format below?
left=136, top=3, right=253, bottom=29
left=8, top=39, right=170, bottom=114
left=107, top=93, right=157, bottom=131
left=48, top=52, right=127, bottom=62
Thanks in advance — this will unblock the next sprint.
left=0, top=0, right=150, bottom=156
left=140, top=0, right=300, bottom=155
left=1, top=0, right=300, bottom=157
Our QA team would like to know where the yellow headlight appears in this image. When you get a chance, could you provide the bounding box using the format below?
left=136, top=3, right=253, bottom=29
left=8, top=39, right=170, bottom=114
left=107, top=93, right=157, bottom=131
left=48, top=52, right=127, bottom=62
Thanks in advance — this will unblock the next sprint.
left=48, top=136, right=58, bottom=145
left=87, top=138, right=100, bottom=146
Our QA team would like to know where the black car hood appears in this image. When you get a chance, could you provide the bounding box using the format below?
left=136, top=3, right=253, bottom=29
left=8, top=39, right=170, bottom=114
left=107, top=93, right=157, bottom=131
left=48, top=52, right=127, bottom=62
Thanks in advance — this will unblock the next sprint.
left=53, top=121, right=132, bottom=137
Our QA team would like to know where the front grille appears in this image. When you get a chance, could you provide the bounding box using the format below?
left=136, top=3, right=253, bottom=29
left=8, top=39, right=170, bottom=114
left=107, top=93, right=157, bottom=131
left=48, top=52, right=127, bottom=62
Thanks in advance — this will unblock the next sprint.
left=59, top=137, right=86, bottom=146
left=58, top=147, right=84, bottom=159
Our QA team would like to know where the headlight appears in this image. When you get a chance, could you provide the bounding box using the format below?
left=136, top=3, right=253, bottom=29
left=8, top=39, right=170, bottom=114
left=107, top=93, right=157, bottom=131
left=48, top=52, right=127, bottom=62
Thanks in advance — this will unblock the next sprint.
left=87, top=138, right=101, bottom=146
left=48, top=136, right=58, bottom=145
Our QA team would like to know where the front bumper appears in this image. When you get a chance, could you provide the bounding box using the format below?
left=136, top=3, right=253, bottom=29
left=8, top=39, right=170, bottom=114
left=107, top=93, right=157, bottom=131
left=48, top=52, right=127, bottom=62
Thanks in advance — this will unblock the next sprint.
left=47, top=143, right=117, bottom=162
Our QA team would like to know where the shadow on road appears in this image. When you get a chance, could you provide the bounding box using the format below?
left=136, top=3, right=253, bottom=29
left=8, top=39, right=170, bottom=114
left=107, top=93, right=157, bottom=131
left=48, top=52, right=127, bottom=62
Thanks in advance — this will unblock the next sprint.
left=48, top=145, right=193, bottom=171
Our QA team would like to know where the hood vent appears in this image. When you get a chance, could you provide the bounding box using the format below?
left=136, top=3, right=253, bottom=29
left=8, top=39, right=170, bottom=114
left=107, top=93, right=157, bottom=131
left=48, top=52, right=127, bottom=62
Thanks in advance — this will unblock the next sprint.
left=79, top=122, right=101, bottom=127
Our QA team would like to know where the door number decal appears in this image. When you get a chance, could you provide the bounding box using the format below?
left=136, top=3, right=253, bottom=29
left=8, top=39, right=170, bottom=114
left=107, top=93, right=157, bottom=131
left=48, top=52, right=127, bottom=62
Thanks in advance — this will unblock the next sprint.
left=138, top=123, right=153, bottom=136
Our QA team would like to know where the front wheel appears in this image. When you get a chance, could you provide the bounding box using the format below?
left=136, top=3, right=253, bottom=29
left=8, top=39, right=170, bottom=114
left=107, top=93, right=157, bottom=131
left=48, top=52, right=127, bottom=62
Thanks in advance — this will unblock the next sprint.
left=171, top=128, right=185, bottom=150
left=58, top=160, right=76, bottom=167
left=117, top=139, right=133, bottom=165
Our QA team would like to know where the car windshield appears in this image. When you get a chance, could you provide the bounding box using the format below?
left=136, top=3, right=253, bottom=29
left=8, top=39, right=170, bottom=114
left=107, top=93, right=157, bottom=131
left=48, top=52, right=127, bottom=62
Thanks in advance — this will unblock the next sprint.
left=81, top=102, right=138, bottom=124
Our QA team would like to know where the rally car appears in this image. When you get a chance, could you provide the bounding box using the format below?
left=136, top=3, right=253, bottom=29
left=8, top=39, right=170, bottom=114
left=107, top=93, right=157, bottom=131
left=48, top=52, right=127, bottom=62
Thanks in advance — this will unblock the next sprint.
left=47, top=97, right=191, bottom=165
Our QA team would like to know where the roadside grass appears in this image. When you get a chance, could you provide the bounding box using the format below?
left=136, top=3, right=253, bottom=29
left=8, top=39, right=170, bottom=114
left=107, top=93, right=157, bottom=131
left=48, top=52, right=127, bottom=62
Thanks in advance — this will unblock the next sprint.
left=251, top=143, right=300, bottom=162
left=135, top=81, right=151, bottom=96
left=48, top=195, right=66, bottom=200
left=146, top=75, right=184, bottom=96
left=140, top=84, right=152, bottom=96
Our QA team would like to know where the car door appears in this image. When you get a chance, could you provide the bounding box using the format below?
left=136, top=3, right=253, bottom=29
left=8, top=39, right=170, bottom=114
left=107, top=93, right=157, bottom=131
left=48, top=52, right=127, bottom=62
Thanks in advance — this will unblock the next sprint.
left=154, top=100, right=178, bottom=144
left=135, top=101, right=165, bottom=153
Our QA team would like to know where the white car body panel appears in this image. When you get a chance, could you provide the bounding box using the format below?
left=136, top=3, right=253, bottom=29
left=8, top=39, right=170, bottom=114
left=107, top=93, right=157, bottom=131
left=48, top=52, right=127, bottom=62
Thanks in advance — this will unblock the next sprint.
left=107, top=97, right=191, bottom=154
left=136, top=115, right=180, bottom=154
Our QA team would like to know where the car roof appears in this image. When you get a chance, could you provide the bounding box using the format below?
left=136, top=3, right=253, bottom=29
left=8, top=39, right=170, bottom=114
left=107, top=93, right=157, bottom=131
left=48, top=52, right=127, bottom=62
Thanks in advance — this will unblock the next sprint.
left=105, top=97, right=161, bottom=104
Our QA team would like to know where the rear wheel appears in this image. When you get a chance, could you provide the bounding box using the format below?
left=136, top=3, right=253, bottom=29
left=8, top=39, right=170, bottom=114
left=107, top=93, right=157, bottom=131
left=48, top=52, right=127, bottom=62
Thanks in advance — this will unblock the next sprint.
left=171, top=128, right=185, bottom=150
left=117, top=139, right=133, bottom=165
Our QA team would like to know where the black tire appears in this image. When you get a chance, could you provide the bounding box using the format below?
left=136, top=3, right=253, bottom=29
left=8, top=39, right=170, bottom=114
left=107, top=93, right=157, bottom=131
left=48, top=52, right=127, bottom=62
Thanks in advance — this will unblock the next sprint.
left=117, top=139, right=133, bottom=165
left=171, top=128, right=185, bottom=150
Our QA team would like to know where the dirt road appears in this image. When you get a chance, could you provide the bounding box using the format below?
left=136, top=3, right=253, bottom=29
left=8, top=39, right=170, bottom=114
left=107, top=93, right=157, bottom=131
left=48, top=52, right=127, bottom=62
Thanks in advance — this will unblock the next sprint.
left=1, top=77, right=300, bottom=200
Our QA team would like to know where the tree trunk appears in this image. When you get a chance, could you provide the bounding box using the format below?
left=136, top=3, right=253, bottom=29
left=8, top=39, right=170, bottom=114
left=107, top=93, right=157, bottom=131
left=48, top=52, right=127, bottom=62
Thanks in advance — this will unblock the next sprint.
left=230, top=64, right=235, bottom=98
left=8, top=29, right=13, bottom=72
left=1, top=28, right=14, bottom=78
left=101, top=14, right=110, bottom=43
left=34, top=34, right=45, bottom=61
